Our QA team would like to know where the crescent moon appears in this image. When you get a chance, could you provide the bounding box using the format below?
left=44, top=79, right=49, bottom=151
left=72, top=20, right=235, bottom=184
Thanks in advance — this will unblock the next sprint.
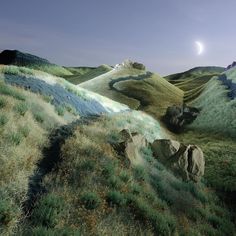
left=195, top=41, right=204, bottom=55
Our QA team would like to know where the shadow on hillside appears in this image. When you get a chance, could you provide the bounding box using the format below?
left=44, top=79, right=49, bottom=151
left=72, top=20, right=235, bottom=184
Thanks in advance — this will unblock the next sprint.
left=23, top=115, right=100, bottom=216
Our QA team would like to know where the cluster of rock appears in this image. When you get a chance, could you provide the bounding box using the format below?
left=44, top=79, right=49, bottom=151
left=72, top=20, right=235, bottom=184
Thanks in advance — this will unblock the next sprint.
left=163, top=103, right=200, bottom=132
left=114, top=60, right=146, bottom=71
left=151, top=139, right=204, bottom=182
left=113, top=129, right=205, bottom=182
left=226, top=61, right=236, bottom=71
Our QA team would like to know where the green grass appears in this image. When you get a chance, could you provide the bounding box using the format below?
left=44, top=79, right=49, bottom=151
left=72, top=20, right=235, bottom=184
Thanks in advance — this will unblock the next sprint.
left=81, top=192, right=101, bottom=210
left=14, top=101, right=29, bottom=116
left=106, top=190, right=126, bottom=206
left=0, top=81, right=26, bottom=101
left=19, top=116, right=235, bottom=235
left=165, top=67, right=223, bottom=103
left=0, top=81, right=65, bottom=235
left=64, top=65, right=112, bottom=85
left=0, top=114, right=8, bottom=127
left=31, top=193, right=65, bottom=228
left=81, top=69, right=183, bottom=118
left=189, top=77, right=236, bottom=137
left=0, top=97, right=7, bottom=109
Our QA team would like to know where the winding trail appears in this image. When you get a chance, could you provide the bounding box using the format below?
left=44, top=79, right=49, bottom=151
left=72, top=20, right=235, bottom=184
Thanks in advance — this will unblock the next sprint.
left=23, top=115, right=99, bottom=215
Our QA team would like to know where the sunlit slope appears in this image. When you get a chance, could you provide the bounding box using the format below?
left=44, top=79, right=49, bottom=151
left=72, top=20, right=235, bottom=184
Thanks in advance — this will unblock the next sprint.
left=188, top=68, right=236, bottom=137
left=19, top=114, right=235, bottom=236
left=80, top=64, right=184, bottom=118
left=64, top=64, right=112, bottom=84
left=0, top=65, right=129, bottom=116
left=165, top=66, right=224, bottom=103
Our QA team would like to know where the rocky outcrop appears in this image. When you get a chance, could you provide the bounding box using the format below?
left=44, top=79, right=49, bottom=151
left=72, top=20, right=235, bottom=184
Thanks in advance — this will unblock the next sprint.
left=116, top=60, right=146, bottom=71
left=226, top=61, right=236, bottom=71
left=113, top=129, right=148, bottom=166
left=112, top=130, right=205, bottom=182
left=151, top=139, right=204, bottom=182
left=163, top=103, right=200, bottom=132
left=132, top=62, right=146, bottom=70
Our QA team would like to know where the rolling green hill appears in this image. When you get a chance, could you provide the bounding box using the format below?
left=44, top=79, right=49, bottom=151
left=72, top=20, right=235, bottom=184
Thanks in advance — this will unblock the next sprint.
left=80, top=61, right=184, bottom=119
left=64, top=64, right=112, bottom=84
left=165, top=66, right=224, bottom=103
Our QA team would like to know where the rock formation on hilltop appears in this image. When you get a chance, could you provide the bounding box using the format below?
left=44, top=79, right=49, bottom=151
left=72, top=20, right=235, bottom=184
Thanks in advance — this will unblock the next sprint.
left=114, top=59, right=146, bottom=70
left=226, top=61, right=236, bottom=70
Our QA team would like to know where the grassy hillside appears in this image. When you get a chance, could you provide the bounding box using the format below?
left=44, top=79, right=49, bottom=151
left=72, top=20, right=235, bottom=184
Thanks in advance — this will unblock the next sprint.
left=173, top=68, right=236, bottom=223
left=165, top=67, right=224, bottom=103
left=0, top=65, right=128, bottom=115
left=18, top=115, right=235, bottom=236
left=80, top=64, right=184, bottom=119
left=0, top=62, right=235, bottom=235
left=0, top=50, right=72, bottom=77
left=0, top=80, right=66, bottom=235
left=64, top=65, right=112, bottom=84
left=64, top=66, right=96, bottom=75
left=188, top=74, right=236, bottom=138
left=165, top=66, right=224, bottom=81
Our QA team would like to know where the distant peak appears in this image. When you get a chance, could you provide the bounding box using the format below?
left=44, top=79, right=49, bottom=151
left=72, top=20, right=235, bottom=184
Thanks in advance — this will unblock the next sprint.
left=114, top=59, right=146, bottom=70
left=226, top=61, right=236, bottom=71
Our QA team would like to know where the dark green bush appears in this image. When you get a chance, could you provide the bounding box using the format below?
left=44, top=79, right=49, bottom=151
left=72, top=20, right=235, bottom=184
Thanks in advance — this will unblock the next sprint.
left=65, top=104, right=77, bottom=115
left=133, top=165, right=147, bottom=181
left=141, top=147, right=154, bottom=163
left=81, top=192, right=101, bottom=210
left=0, top=200, right=18, bottom=226
left=42, top=95, right=53, bottom=103
left=125, top=195, right=176, bottom=235
left=0, top=97, right=7, bottom=109
left=119, top=170, right=130, bottom=183
left=107, top=176, right=122, bottom=189
left=14, top=102, right=29, bottom=116
left=0, top=83, right=25, bottom=101
left=33, top=112, right=44, bottom=123
left=0, top=114, right=8, bottom=127
left=23, top=226, right=81, bottom=236
left=7, top=132, right=23, bottom=145
left=31, top=193, right=65, bottom=228
left=130, top=183, right=143, bottom=195
left=55, top=106, right=65, bottom=116
left=80, top=160, right=96, bottom=171
left=19, top=125, right=30, bottom=137
left=106, top=191, right=126, bottom=206
left=102, top=162, right=115, bottom=177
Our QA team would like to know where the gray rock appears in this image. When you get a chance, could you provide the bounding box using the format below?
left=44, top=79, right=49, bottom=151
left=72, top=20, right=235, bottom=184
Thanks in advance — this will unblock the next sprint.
left=151, top=139, right=204, bottom=182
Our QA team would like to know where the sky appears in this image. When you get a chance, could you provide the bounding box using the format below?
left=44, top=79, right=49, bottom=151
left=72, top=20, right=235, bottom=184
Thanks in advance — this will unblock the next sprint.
left=1, top=0, right=236, bottom=75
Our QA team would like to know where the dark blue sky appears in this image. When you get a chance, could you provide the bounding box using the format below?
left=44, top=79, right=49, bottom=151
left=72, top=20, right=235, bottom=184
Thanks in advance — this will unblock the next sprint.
left=1, top=0, right=236, bottom=75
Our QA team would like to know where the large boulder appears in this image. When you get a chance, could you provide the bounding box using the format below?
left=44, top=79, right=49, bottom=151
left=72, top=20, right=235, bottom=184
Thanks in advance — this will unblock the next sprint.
left=112, top=129, right=148, bottom=166
left=151, top=139, right=204, bottom=182
left=163, top=103, right=200, bottom=132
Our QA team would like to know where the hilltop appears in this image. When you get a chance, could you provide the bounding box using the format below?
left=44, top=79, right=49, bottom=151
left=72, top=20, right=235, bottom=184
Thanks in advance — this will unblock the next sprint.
left=64, top=64, right=112, bottom=84
left=80, top=60, right=184, bottom=119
